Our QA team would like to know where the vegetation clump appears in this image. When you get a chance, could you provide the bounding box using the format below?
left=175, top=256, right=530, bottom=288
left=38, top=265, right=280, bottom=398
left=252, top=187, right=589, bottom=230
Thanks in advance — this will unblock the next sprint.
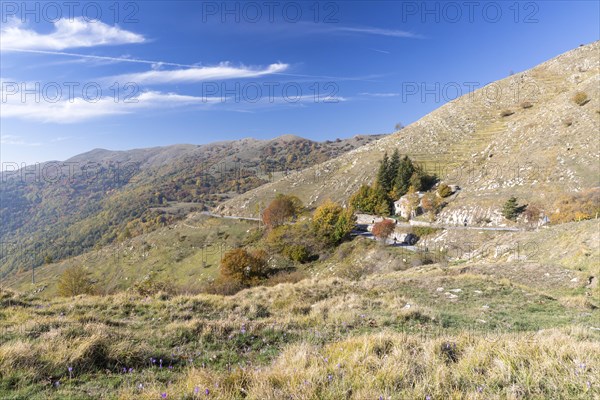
left=573, top=91, right=589, bottom=106
left=350, top=150, right=435, bottom=215
left=57, top=266, right=96, bottom=297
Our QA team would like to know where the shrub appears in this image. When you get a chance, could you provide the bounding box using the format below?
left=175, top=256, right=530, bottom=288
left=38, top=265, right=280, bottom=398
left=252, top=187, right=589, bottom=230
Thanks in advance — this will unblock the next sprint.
left=57, top=266, right=96, bottom=297
left=282, top=244, right=310, bottom=263
left=573, top=92, right=589, bottom=106
left=220, top=248, right=268, bottom=285
left=372, top=219, right=395, bottom=241
left=131, top=272, right=174, bottom=296
left=437, top=183, right=453, bottom=198
left=550, top=188, right=600, bottom=224
left=521, top=101, right=533, bottom=109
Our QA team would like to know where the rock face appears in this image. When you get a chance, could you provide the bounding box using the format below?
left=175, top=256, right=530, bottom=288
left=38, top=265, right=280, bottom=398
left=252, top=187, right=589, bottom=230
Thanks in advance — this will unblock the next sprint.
left=219, top=41, right=600, bottom=221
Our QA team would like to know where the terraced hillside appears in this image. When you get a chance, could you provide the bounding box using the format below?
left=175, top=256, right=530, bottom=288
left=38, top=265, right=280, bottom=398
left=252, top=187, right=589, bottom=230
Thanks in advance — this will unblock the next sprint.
left=217, top=41, right=600, bottom=220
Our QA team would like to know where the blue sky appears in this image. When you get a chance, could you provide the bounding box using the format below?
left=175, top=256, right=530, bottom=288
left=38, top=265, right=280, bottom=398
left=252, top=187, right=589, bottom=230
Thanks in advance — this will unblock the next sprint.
left=1, top=1, right=598, bottom=164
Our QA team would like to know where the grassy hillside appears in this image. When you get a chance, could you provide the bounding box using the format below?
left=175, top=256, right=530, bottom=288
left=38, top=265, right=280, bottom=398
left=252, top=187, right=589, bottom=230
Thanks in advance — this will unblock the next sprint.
left=218, top=41, right=599, bottom=220
left=1, top=245, right=598, bottom=399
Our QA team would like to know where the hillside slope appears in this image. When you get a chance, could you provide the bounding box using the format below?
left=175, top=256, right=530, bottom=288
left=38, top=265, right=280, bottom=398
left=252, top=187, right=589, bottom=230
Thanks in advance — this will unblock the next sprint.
left=218, top=41, right=600, bottom=220
left=0, top=134, right=384, bottom=277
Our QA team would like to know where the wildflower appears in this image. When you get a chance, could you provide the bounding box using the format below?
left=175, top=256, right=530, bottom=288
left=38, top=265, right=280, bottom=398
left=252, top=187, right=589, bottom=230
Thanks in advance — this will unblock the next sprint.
left=123, top=367, right=127, bottom=373
left=477, top=386, right=483, bottom=392
left=138, top=383, right=144, bottom=390
left=587, top=381, right=592, bottom=389
left=426, top=396, right=431, bottom=400
left=129, top=368, right=134, bottom=373
left=161, top=393, right=167, bottom=399
left=205, top=388, right=210, bottom=395
left=54, top=381, right=60, bottom=388
left=327, top=374, right=333, bottom=381
left=194, top=386, right=199, bottom=394
left=168, top=365, right=173, bottom=370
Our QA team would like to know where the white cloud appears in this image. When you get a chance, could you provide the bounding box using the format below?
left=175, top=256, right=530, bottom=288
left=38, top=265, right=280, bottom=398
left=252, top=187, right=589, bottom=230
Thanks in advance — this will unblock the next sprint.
left=0, top=91, right=221, bottom=123
left=114, top=62, right=289, bottom=85
left=359, top=92, right=400, bottom=97
left=1, top=17, right=145, bottom=51
left=0, top=135, right=42, bottom=146
left=333, top=26, right=423, bottom=38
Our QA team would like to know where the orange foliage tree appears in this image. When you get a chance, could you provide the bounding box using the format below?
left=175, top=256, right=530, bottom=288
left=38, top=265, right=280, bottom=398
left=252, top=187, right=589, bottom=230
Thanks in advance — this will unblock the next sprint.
left=372, top=219, right=395, bottom=242
left=262, top=194, right=303, bottom=228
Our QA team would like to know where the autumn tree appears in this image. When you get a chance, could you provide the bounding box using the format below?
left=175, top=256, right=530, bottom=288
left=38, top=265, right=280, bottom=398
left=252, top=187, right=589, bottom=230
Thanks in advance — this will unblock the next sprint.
left=312, top=200, right=356, bottom=245
left=220, top=248, right=268, bottom=286
left=421, top=192, right=442, bottom=221
left=57, top=266, right=96, bottom=297
left=262, top=194, right=303, bottom=228
left=372, top=219, right=395, bottom=242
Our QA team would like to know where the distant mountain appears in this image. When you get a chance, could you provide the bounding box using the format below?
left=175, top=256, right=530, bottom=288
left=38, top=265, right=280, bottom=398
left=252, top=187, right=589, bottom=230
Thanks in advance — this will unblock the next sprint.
left=218, top=41, right=600, bottom=222
left=0, top=134, right=385, bottom=277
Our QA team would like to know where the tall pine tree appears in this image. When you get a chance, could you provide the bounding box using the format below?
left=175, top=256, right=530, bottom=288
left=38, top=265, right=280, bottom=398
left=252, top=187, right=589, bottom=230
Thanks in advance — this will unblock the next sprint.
left=388, top=149, right=401, bottom=190
left=377, top=152, right=392, bottom=193
left=393, top=156, right=415, bottom=196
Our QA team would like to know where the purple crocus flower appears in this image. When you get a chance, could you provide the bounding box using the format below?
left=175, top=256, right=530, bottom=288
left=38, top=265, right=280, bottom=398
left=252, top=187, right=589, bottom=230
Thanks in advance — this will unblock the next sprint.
left=161, top=393, right=167, bottom=399
left=205, top=388, right=210, bottom=395
left=194, top=386, right=199, bottom=394
left=68, top=366, right=73, bottom=372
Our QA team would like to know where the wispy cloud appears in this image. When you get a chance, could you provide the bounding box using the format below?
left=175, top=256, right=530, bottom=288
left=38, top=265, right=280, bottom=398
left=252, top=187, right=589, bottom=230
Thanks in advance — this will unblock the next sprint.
left=4, top=48, right=199, bottom=68
left=1, top=87, right=346, bottom=123
left=1, top=91, right=222, bottom=123
left=370, top=48, right=391, bottom=54
left=359, top=92, right=400, bottom=97
left=0, top=135, right=42, bottom=146
left=113, top=62, right=289, bottom=85
left=332, top=26, right=423, bottom=39
left=1, top=17, right=145, bottom=51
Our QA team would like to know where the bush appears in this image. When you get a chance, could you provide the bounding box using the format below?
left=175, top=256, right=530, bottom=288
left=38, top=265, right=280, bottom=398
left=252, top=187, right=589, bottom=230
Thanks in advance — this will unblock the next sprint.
left=57, top=266, right=96, bottom=297
left=131, top=272, right=174, bottom=296
left=521, top=101, right=533, bottom=109
left=550, top=188, right=600, bottom=224
left=437, top=183, right=453, bottom=198
left=282, top=244, right=310, bottom=263
left=573, top=92, right=589, bottom=106
left=220, top=248, right=268, bottom=285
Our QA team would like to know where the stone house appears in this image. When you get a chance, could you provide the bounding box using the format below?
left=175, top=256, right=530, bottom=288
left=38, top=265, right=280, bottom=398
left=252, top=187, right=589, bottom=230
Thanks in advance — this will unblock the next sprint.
left=394, top=192, right=425, bottom=219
